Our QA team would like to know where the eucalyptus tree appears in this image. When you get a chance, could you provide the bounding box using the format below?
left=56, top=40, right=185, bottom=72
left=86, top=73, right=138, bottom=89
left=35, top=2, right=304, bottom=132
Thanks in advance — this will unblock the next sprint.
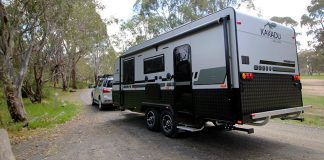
left=270, top=16, right=301, bottom=47
left=62, top=0, right=107, bottom=90
left=301, top=0, right=323, bottom=52
left=299, top=0, right=324, bottom=74
left=22, top=0, right=70, bottom=103
left=0, top=0, right=107, bottom=122
left=0, top=0, right=47, bottom=123
left=116, top=0, right=256, bottom=49
left=270, top=16, right=298, bottom=27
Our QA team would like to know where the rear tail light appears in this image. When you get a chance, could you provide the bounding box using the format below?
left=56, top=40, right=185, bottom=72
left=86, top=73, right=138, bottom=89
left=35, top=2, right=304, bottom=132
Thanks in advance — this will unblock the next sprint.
left=102, top=88, right=111, bottom=93
left=293, top=75, right=300, bottom=81
left=242, top=73, right=254, bottom=80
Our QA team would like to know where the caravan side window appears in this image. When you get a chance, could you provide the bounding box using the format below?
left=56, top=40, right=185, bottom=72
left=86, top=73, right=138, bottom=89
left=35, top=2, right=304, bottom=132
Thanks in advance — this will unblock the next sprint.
left=144, top=54, right=164, bottom=74
left=123, top=58, right=135, bottom=84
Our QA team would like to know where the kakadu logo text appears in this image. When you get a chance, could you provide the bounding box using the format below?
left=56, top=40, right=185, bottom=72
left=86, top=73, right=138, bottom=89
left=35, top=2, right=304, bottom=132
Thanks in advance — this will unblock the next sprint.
left=260, top=22, right=281, bottom=40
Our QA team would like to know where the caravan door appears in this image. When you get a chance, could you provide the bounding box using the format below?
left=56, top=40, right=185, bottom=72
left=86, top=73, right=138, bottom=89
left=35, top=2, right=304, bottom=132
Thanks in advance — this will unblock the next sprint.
left=173, top=44, right=194, bottom=119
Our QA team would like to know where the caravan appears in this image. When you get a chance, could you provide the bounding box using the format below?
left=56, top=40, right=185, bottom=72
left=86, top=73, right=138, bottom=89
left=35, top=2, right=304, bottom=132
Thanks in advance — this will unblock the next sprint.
left=112, top=8, right=309, bottom=137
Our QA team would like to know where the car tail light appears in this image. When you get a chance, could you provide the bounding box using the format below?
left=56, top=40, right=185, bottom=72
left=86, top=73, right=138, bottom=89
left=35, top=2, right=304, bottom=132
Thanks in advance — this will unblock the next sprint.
left=293, top=75, right=300, bottom=81
left=242, top=73, right=254, bottom=80
left=102, top=88, right=111, bottom=93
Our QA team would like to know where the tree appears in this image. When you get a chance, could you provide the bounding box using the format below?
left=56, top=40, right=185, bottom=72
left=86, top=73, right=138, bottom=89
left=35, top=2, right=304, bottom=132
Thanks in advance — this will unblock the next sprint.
left=62, top=0, right=107, bottom=90
left=0, top=0, right=108, bottom=123
left=86, top=42, right=118, bottom=85
left=0, top=0, right=48, bottom=123
left=301, top=0, right=323, bottom=52
left=270, top=16, right=301, bottom=47
left=270, top=16, right=298, bottom=27
left=114, top=0, right=256, bottom=49
left=299, top=50, right=324, bottom=75
left=22, top=0, right=67, bottom=103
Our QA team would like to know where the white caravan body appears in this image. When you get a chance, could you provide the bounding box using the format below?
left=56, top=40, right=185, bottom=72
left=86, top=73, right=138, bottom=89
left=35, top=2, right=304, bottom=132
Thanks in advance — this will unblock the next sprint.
left=112, top=8, right=307, bottom=130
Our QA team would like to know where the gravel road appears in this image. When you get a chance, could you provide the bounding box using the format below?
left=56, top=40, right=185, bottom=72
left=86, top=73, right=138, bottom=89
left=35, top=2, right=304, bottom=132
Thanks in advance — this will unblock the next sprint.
left=301, top=79, right=324, bottom=96
left=12, top=89, right=324, bottom=160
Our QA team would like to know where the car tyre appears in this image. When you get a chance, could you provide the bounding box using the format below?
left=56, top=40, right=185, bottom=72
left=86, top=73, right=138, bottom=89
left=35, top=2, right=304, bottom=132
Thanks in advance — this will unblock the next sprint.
left=160, top=110, right=178, bottom=137
left=91, top=94, right=96, bottom=106
left=98, top=97, right=104, bottom=111
left=145, top=109, right=160, bottom=131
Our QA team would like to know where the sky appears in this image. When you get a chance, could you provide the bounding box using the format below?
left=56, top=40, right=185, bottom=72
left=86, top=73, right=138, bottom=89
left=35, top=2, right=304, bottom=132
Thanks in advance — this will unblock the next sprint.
left=98, top=0, right=312, bottom=50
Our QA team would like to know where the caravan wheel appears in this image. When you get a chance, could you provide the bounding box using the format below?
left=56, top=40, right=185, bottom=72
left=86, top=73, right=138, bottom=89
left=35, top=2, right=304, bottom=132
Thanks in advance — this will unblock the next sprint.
left=145, top=109, right=160, bottom=131
left=160, top=110, right=177, bottom=137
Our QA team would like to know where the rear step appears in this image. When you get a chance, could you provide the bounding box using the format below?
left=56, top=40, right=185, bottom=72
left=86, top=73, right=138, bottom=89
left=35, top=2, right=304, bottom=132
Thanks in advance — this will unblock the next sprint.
left=177, top=125, right=204, bottom=132
left=177, top=124, right=254, bottom=134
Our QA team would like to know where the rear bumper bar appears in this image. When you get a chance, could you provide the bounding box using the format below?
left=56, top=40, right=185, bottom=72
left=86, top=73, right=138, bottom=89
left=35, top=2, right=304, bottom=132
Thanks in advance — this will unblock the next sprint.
left=251, top=105, right=311, bottom=120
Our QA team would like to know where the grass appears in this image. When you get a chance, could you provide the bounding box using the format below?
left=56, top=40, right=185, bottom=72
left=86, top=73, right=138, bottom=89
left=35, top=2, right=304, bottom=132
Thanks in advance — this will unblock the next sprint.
left=75, top=81, right=90, bottom=89
left=303, top=95, right=324, bottom=108
left=277, top=95, right=324, bottom=128
left=301, top=74, right=324, bottom=80
left=0, top=87, right=82, bottom=134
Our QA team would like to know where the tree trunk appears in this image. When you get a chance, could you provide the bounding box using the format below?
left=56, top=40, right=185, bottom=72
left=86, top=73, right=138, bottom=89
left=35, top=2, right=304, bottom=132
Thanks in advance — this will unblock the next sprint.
left=94, top=72, right=98, bottom=86
left=2, top=61, right=28, bottom=123
left=3, top=77, right=27, bottom=123
left=34, top=78, right=43, bottom=103
left=1, top=3, right=28, bottom=123
left=71, top=62, right=77, bottom=89
left=61, top=71, right=68, bottom=91
left=22, top=81, right=37, bottom=103
left=33, top=63, right=43, bottom=103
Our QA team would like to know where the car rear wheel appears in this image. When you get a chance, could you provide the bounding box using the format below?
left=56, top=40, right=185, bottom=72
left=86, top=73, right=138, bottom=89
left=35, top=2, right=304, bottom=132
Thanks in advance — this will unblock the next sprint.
left=91, top=93, right=96, bottom=106
left=160, top=110, right=178, bottom=137
left=98, top=97, right=104, bottom=111
left=145, top=109, right=160, bottom=131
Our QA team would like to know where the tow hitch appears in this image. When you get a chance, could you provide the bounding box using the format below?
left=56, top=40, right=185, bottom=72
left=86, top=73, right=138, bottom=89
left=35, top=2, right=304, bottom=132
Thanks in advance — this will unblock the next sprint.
left=224, top=124, right=254, bottom=134
left=231, top=126, right=254, bottom=134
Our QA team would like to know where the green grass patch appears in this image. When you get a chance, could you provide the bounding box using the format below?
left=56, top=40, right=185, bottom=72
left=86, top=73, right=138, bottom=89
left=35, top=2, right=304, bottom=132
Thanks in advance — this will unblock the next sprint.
left=301, top=74, right=324, bottom=80
left=278, top=114, right=324, bottom=128
left=303, top=95, right=324, bottom=108
left=276, top=95, right=324, bottom=128
left=75, top=81, right=90, bottom=89
left=0, top=87, right=81, bottom=133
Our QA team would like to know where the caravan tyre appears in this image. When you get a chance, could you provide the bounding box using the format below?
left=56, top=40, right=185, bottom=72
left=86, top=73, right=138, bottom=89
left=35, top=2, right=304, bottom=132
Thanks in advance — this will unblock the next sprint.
left=145, top=109, right=160, bottom=131
left=160, top=110, right=178, bottom=137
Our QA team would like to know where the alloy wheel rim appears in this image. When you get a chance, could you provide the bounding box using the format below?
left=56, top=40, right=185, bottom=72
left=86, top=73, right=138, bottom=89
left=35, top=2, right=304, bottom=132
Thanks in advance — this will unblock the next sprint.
left=162, top=114, right=172, bottom=132
left=146, top=111, right=155, bottom=127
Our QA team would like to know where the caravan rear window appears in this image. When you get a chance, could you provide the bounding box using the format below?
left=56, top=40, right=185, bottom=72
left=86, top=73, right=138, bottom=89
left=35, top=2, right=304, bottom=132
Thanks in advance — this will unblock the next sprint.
left=144, top=55, right=164, bottom=74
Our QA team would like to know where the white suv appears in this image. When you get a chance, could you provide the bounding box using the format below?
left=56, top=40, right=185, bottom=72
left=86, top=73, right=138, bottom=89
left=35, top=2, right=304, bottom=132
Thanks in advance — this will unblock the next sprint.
left=91, top=77, right=113, bottom=110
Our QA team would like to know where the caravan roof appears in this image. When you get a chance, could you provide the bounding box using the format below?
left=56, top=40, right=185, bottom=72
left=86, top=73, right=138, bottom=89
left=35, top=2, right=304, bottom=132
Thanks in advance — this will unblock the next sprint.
left=123, top=8, right=235, bottom=57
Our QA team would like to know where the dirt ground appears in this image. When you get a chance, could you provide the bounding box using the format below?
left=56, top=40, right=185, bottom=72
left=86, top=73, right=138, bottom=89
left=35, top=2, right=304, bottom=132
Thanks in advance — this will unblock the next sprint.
left=301, top=79, right=324, bottom=96
left=12, top=89, right=324, bottom=160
